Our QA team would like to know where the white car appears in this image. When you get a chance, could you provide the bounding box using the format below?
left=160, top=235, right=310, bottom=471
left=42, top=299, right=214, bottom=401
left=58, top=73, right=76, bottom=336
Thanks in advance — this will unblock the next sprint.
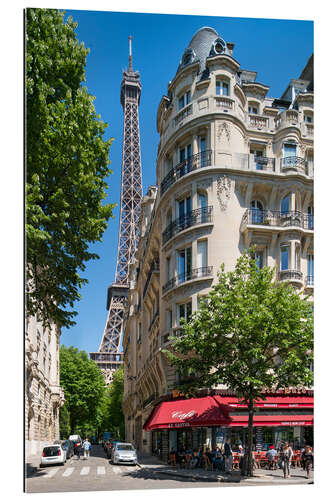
left=40, top=444, right=67, bottom=467
left=111, top=442, right=137, bottom=465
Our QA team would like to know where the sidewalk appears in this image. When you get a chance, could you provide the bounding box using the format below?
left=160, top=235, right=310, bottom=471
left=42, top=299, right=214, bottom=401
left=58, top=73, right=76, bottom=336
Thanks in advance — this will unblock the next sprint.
left=137, top=456, right=313, bottom=485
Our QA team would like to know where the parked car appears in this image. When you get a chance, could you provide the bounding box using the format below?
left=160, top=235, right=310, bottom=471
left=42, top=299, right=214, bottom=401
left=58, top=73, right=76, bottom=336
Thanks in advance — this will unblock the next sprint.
left=111, top=442, right=137, bottom=466
left=61, top=439, right=74, bottom=459
left=40, top=444, right=67, bottom=467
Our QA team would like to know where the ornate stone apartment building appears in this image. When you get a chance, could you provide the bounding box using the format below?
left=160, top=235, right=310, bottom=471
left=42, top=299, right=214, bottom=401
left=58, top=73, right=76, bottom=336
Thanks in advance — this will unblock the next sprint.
left=122, top=27, right=313, bottom=459
left=25, top=314, right=64, bottom=456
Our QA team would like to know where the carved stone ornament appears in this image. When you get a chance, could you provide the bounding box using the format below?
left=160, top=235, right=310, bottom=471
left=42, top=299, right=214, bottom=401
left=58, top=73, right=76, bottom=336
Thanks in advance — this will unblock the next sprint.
left=217, top=121, right=230, bottom=143
left=216, top=175, right=233, bottom=211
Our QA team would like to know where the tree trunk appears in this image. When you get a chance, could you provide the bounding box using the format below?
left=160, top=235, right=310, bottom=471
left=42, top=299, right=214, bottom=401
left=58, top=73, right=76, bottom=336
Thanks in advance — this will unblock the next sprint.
left=246, top=399, right=255, bottom=477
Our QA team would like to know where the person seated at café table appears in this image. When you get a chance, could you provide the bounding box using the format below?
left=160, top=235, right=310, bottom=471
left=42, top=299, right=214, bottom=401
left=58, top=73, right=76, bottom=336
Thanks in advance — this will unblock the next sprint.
left=177, top=449, right=186, bottom=467
left=266, top=445, right=277, bottom=469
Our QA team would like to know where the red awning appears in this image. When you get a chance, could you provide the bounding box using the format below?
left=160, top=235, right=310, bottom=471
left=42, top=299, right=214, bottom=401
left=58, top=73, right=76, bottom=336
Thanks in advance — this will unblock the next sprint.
left=143, top=396, right=231, bottom=431
left=215, top=395, right=313, bottom=409
left=229, top=414, right=314, bottom=427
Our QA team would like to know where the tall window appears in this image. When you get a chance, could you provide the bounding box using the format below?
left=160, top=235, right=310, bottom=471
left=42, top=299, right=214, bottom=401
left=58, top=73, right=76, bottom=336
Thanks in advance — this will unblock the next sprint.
left=166, top=309, right=172, bottom=330
left=307, top=254, right=314, bottom=281
left=198, top=193, right=208, bottom=222
left=250, top=148, right=264, bottom=170
left=307, top=206, right=314, bottom=230
left=178, top=91, right=191, bottom=110
left=248, top=105, right=258, bottom=114
left=177, top=196, right=192, bottom=229
left=177, top=247, right=192, bottom=282
left=250, top=200, right=264, bottom=224
left=177, top=302, right=192, bottom=324
left=283, top=143, right=297, bottom=158
left=281, top=194, right=291, bottom=214
left=200, top=136, right=207, bottom=167
left=179, top=144, right=192, bottom=175
left=216, top=79, right=229, bottom=96
left=197, top=240, right=208, bottom=270
left=254, top=250, right=264, bottom=270
left=166, top=256, right=171, bottom=281
left=280, top=246, right=289, bottom=271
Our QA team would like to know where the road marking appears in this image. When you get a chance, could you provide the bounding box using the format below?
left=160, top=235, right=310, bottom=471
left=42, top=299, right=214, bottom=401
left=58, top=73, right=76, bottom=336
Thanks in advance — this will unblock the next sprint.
left=80, top=467, right=90, bottom=476
left=62, top=467, right=74, bottom=477
left=44, top=468, right=58, bottom=478
left=97, top=466, right=105, bottom=475
left=112, top=466, right=122, bottom=474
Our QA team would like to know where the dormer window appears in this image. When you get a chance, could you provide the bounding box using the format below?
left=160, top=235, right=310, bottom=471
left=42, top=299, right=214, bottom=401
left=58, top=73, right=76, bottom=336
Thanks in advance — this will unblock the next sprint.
left=178, top=91, right=191, bottom=110
left=181, top=48, right=195, bottom=67
left=211, top=38, right=226, bottom=56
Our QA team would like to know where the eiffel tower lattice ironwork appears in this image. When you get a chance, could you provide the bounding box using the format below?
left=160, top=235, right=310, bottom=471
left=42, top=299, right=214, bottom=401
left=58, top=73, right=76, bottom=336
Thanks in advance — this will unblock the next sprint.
left=90, top=37, right=143, bottom=384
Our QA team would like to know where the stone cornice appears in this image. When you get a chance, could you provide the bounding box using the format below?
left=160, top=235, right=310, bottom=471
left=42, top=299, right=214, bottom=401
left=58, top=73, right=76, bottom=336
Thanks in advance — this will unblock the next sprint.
left=206, top=54, right=240, bottom=72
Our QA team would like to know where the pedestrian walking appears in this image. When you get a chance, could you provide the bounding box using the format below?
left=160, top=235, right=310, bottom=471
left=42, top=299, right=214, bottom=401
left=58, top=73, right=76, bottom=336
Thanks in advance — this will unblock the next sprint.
left=83, top=438, right=91, bottom=460
left=74, top=441, right=82, bottom=460
left=281, top=443, right=293, bottom=478
left=301, top=445, right=313, bottom=479
left=223, top=438, right=233, bottom=474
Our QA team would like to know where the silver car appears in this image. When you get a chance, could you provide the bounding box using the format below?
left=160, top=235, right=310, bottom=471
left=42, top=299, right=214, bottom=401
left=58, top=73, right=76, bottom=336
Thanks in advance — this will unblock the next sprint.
left=111, top=442, right=137, bottom=465
left=40, top=444, right=67, bottom=467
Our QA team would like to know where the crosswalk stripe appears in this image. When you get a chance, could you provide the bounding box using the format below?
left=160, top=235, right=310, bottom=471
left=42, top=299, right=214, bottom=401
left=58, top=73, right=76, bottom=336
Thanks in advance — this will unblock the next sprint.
left=80, top=467, right=90, bottom=476
left=62, top=467, right=74, bottom=477
left=97, top=466, right=105, bottom=475
left=112, top=466, right=122, bottom=474
left=44, top=468, right=58, bottom=478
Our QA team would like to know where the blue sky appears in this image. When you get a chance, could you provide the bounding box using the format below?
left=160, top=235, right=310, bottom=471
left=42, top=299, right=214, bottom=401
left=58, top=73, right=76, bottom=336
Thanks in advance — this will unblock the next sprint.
left=60, top=9, right=313, bottom=354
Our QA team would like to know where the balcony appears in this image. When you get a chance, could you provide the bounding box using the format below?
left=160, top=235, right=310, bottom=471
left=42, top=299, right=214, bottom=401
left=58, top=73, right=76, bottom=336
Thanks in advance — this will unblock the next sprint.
left=162, top=266, right=213, bottom=295
left=248, top=114, right=269, bottom=130
left=173, top=103, right=193, bottom=127
left=143, top=258, right=160, bottom=299
left=250, top=156, right=275, bottom=172
left=214, top=96, right=234, bottom=110
left=162, top=206, right=213, bottom=245
left=278, top=270, right=303, bottom=284
left=276, top=109, right=300, bottom=130
left=280, top=157, right=308, bottom=175
left=160, top=150, right=213, bottom=195
left=241, top=209, right=314, bottom=231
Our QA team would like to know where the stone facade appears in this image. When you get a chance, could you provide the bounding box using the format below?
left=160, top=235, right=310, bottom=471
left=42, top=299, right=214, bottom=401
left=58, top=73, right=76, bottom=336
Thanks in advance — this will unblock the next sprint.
left=25, top=314, right=64, bottom=456
left=122, top=27, right=313, bottom=456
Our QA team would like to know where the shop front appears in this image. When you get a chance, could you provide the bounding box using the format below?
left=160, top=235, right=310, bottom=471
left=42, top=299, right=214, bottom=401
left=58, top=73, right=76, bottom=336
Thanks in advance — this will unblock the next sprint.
left=144, top=392, right=313, bottom=462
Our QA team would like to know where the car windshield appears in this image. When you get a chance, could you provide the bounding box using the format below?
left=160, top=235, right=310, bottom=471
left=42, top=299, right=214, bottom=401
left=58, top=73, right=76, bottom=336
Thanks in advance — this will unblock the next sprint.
left=43, top=446, right=60, bottom=457
left=117, top=444, right=134, bottom=451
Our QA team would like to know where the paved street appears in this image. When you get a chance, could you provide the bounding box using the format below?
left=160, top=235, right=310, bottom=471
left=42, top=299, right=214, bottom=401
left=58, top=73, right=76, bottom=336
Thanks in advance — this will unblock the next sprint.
left=25, top=445, right=313, bottom=493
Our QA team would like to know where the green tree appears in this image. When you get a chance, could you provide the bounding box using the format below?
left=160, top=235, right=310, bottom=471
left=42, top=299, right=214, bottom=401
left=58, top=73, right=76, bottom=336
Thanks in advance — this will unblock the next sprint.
left=165, top=251, right=313, bottom=476
left=59, top=403, right=71, bottom=439
left=26, top=8, right=115, bottom=328
left=59, top=345, right=106, bottom=433
left=102, top=368, right=125, bottom=439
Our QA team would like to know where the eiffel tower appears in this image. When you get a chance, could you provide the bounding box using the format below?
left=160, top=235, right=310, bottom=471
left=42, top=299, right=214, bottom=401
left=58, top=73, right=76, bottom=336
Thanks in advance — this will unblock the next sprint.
left=90, top=36, right=143, bottom=384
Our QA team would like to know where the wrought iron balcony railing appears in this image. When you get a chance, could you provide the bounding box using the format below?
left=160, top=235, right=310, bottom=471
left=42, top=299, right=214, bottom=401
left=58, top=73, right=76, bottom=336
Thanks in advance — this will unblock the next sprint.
left=143, top=258, right=160, bottom=299
left=160, top=150, right=213, bottom=195
left=162, top=206, right=213, bottom=245
left=278, top=270, right=303, bottom=282
left=252, top=156, right=276, bottom=172
left=162, top=266, right=213, bottom=294
left=242, top=209, right=314, bottom=230
left=281, top=156, right=307, bottom=174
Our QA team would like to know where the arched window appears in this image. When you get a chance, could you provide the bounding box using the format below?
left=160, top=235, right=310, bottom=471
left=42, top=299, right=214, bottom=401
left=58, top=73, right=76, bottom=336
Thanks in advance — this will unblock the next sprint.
left=250, top=200, right=264, bottom=224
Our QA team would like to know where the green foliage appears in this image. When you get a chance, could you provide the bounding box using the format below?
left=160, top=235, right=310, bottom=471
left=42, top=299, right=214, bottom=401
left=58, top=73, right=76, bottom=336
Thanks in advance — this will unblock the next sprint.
left=164, top=250, right=313, bottom=474
left=26, top=8, right=115, bottom=328
left=59, top=345, right=106, bottom=433
left=101, top=368, right=125, bottom=439
left=59, top=403, right=71, bottom=439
